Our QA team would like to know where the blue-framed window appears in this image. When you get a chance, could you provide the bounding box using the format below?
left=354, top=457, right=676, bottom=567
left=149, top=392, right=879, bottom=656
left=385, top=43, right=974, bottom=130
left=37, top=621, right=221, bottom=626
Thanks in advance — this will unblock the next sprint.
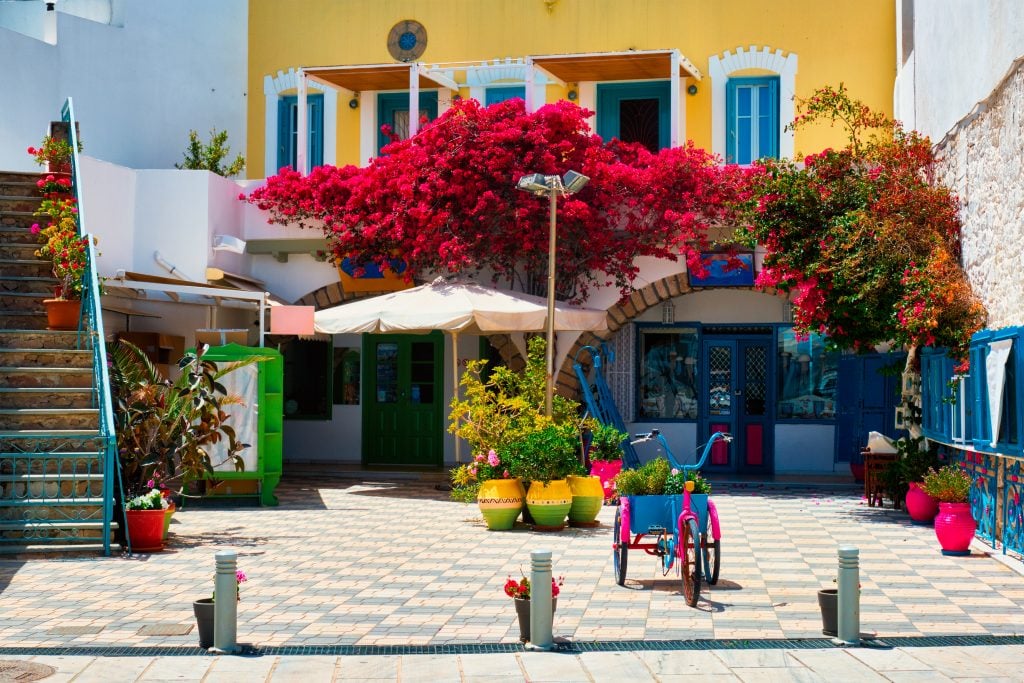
left=776, top=328, right=838, bottom=421
left=596, top=81, right=671, bottom=152
left=377, top=91, right=438, bottom=155
left=726, top=76, right=779, bottom=165
left=968, top=328, right=1022, bottom=455
left=277, top=94, right=323, bottom=171
left=920, top=347, right=967, bottom=443
left=485, top=86, right=525, bottom=106
left=637, top=325, right=699, bottom=420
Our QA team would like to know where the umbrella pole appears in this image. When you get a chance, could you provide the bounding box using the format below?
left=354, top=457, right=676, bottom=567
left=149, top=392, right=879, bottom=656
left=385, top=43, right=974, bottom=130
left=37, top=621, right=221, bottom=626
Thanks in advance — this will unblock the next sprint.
left=452, top=331, right=461, bottom=463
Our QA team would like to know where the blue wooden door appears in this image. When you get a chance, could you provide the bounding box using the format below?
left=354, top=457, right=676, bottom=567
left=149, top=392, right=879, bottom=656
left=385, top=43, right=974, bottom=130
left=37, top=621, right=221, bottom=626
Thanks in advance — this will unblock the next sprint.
left=701, top=338, right=772, bottom=473
left=596, top=81, right=670, bottom=152
left=834, top=353, right=907, bottom=462
left=377, top=92, right=438, bottom=154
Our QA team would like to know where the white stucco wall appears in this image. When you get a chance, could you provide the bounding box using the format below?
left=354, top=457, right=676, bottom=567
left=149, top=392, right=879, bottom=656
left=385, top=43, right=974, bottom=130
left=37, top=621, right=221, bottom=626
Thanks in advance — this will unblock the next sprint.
left=78, top=155, right=136, bottom=275
left=893, top=0, right=1024, bottom=143
left=0, top=0, right=247, bottom=173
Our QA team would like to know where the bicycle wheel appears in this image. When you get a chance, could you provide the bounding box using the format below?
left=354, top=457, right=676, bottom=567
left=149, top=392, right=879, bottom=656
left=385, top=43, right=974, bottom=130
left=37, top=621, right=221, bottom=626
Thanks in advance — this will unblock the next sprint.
left=613, top=507, right=628, bottom=586
left=702, top=533, right=721, bottom=585
left=680, top=518, right=702, bottom=606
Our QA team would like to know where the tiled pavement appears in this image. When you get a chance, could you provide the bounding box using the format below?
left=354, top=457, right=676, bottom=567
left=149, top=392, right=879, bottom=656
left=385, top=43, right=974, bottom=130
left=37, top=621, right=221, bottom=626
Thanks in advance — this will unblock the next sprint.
left=0, top=476, right=1022, bottom=650
left=7, top=643, right=1024, bottom=682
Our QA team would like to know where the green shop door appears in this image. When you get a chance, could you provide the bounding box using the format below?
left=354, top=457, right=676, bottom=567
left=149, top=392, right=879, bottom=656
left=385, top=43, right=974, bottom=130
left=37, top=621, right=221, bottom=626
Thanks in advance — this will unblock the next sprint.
left=362, top=333, right=443, bottom=466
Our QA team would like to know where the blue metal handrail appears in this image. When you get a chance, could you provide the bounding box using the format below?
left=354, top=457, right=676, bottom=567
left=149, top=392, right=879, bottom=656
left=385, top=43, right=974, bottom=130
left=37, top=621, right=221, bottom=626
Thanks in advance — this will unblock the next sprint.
left=62, top=98, right=122, bottom=556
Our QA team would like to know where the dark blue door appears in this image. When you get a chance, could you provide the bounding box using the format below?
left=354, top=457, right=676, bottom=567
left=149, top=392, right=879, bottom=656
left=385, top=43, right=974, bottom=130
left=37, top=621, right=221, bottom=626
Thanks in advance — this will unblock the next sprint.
left=834, top=353, right=907, bottom=463
left=596, top=81, right=670, bottom=152
left=377, top=92, right=438, bottom=154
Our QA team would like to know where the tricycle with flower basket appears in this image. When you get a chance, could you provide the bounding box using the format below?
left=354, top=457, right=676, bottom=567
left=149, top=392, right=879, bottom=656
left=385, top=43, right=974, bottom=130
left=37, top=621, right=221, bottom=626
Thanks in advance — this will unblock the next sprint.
left=612, top=430, right=731, bottom=607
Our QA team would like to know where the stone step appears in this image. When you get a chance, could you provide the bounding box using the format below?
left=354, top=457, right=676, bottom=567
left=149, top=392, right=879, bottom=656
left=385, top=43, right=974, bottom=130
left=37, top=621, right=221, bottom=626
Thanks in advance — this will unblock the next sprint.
left=0, top=477, right=104, bottom=500
left=0, top=427, right=99, bottom=440
left=0, top=348, right=93, bottom=368
left=0, top=329, right=89, bottom=350
left=0, top=387, right=94, bottom=409
left=0, top=521, right=112, bottom=543
left=0, top=310, right=49, bottom=330
left=0, top=242, right=42, bottom=260
left=0, top=366, right=94, bottom=388
left=0, top=211, right=41, bottom=229
left=0, top=291, right=47, bottom=313
left=0, top=434, right=106, bottom=452
left=0, top=171, right=45, bottom=184
left=0, top=543, right=110, bottom=555
left=0, top=196, right=42, bottom=214
left=0, top=472, right=104, bottom=484
left=0, top=225, right=42, bottom=244
left=0, top=258, right=52, bottom=278
left=0, top=275, right=59, bottom=294
left=0, top=408, right=98, bottom=431
left=0, top=180, right=41, bottom=198
left=0, top=451, right=103, bottom=473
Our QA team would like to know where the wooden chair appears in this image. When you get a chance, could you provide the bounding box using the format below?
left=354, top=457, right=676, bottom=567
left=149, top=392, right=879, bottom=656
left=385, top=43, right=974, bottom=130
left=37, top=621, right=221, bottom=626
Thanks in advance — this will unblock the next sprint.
left=863, top=449, right=898, bottom=508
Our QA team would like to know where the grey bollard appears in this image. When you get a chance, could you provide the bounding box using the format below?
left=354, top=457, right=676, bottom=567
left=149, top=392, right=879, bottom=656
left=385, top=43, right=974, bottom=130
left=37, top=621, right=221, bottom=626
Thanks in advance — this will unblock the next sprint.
left=527, top=549, right=554, bottom=651
left=836, top=545, right=860, bottom=645
left=212, top=550, right=240, bottom=654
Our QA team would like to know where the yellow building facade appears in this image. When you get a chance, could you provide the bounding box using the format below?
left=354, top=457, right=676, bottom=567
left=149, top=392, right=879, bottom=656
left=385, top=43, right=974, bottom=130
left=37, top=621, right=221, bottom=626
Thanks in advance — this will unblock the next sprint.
left=247, top=0, right=894, bottom=177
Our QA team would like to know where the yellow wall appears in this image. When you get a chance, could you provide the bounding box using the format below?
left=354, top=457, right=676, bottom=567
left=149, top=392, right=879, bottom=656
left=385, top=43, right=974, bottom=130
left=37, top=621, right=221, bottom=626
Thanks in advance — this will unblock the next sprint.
left=248, top=0, right=895, bottom=176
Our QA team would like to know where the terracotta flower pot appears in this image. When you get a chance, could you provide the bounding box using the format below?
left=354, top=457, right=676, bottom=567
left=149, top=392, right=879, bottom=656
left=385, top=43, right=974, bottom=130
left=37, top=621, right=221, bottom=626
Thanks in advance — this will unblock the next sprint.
left=905, top=482, right=939, bottom=525
left=42, top=298, right=81, bottom=331
left=934, top=502, right=976, bottom=555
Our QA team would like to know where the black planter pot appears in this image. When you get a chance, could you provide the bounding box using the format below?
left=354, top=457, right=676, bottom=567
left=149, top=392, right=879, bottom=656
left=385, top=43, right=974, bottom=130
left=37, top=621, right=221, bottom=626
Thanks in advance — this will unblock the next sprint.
left=193, top=598, right=214, bottom=648
left=513, top=597, right=557, bottom=643
left=817, top=589, right=837, bottom=637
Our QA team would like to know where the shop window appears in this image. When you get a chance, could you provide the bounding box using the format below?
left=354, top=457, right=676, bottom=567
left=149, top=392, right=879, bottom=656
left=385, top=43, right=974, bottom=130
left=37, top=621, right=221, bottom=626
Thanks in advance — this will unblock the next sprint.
left=280, top=338, right=331, bottom=419
left=277, top=94, right=323, bottom=171
left=726, top=76, right=779, bottom=165
left=332, top=348, right=360, bottom=405
left=777, top=328, right=837, bottom=419
left=638, top=327, right=698, bottom=420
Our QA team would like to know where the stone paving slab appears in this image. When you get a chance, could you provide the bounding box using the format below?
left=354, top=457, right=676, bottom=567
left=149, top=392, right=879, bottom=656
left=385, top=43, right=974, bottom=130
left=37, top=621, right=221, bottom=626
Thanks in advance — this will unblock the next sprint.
left=0, top=477, right=1021, bottom=650
left=6, top=645, right=1023, bottom=681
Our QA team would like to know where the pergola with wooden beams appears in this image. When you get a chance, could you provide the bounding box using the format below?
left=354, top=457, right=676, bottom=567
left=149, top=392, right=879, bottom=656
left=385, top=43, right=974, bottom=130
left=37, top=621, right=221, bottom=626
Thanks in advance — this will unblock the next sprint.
left=294, top=49, right=702, bottom=174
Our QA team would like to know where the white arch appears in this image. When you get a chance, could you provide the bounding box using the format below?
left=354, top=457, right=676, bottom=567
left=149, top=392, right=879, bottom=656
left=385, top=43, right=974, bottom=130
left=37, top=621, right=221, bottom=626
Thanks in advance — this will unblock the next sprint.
left=708, top=46, right=798, bottom=161
left=263, top=68, right=338, bottom=177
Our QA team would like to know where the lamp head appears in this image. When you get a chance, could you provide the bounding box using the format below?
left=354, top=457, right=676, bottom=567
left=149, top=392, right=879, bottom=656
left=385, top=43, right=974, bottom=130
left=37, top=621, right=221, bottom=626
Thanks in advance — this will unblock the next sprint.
left=516, top=173, right=550, bottom=194
left=562, top=170, right=589, bottom=194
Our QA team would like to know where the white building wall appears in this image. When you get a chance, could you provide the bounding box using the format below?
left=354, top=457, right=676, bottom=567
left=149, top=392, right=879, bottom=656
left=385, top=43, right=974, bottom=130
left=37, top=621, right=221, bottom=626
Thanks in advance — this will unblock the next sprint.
left=0, top=0, right=246, bottom=173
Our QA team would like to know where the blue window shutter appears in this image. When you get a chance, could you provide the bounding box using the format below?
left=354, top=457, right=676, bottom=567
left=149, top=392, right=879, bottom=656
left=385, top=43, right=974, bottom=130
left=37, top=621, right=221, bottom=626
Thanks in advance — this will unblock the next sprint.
left=726, top=76, right=779, bottom=164
left=308, top=95, right=324, bottom=168
left=277, top=97, right=295, bottom=171
left=278, top=94, right=324, bottom=171
left=485, top=86, right=525, bottom=106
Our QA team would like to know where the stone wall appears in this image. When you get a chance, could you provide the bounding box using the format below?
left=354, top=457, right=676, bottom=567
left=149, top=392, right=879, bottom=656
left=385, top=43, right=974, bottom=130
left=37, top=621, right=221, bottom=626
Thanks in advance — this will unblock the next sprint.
left=934, top=59, right=1024, bottom=330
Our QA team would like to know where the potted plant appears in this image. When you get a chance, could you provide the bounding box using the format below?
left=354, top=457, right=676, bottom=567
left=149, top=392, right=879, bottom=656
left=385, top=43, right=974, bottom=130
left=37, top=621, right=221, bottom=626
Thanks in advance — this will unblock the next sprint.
left=921, top=465, right=975, bottom=555
left=503, top=422, right=585, bottom=531
left=898, top=436, right=941, bottom=524
left=586, top=422, right=628, bottom=502
left=109, top=340, right=261, bottom=549
left=27, top=132, right=79, bottom=174
left=123, top=488, right=170, bottom=552
left=194, top=568, right=247, bottom=649
left=451, top=449, right=524, bottom=531
left=504, top=574, right=563, bottom=643
left=30, top=175, right=90, bottom=328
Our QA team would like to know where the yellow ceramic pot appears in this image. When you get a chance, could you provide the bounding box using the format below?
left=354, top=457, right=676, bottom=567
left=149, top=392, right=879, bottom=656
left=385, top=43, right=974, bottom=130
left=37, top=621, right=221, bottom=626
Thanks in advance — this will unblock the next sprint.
left=526, top=479, right=572, bottom=529
left=477, top=478, right=525, bottom=530
left=567, top=474, right=603, bottom=524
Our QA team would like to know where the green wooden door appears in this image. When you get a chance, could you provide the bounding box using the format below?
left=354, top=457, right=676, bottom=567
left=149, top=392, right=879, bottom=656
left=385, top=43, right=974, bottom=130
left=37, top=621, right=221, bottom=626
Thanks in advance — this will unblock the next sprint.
left=362, top=333, right=443, bottom=466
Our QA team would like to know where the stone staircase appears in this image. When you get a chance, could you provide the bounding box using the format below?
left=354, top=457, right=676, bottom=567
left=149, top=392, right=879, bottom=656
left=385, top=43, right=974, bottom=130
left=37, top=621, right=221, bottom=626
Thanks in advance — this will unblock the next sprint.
left=0, top=170, right=115, bottom=554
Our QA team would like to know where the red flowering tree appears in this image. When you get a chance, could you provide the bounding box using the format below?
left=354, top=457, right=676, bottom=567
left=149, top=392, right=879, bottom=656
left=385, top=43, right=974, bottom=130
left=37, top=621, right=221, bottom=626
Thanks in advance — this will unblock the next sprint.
left=737, top=85, right=985, bottom=361
left=244, top=98, right=745, bottom=301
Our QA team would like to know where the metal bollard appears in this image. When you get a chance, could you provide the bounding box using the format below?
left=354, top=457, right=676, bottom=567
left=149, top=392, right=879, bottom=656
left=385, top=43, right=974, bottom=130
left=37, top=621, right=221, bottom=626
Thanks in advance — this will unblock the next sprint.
left=212, top=550, right=240, bottom=654
left=836, top=545, right=860, bottom=646
left=527, top=549, right=554, bottom=651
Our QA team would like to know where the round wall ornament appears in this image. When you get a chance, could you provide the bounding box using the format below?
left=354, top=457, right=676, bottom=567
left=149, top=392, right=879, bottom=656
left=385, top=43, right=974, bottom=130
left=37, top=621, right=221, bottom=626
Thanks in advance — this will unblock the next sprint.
left=387, top=20, right=427, bottom=62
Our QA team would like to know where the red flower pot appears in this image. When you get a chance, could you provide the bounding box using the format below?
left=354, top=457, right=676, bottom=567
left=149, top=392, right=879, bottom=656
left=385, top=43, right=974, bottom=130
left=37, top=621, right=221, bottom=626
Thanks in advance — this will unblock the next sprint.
left=905, top=482, right=939, bottom=525
left=590, top=460, right=622, bottom=501
left=125, top=509, right=166, bottom=552
left=934, top=502, right=976, bottom=556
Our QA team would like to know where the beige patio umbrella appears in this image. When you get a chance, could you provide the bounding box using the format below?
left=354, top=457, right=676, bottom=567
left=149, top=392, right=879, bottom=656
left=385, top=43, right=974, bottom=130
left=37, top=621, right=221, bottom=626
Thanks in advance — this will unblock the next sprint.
left=313, top=277, right=608, bottom=461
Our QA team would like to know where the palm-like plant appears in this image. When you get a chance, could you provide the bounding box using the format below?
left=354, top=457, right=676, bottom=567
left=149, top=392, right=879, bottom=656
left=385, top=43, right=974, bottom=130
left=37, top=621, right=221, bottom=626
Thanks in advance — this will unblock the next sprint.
left=109, top=340, right=261, bottom=496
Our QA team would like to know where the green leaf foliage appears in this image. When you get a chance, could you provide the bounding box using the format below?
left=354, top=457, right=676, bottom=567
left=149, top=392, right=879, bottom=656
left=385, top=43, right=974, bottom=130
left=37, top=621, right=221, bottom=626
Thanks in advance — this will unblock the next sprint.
left=176, top=128, right=245, bottom=177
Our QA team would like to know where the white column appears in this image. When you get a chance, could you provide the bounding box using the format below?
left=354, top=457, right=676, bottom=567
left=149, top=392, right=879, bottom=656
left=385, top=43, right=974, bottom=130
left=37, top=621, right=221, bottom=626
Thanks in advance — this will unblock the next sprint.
left=525, top=60, right=537, bottom=113
left=323, top=87, right=338, bottom=166
left=297, top=70, right=308, bottom=175
left=360, top=92, right=377, bottom=166
left=409, top=64, right=420, bottom=137
left=263, top=75, right=278, bottom=177
left=670, top=51, right=681, bottom=148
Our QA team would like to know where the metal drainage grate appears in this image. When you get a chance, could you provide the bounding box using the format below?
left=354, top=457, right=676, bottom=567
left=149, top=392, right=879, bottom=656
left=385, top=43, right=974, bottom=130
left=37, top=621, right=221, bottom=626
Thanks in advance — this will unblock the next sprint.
left=0, top=660, right=57, bottom=681
left=0, top=634, right=1022, bottom=658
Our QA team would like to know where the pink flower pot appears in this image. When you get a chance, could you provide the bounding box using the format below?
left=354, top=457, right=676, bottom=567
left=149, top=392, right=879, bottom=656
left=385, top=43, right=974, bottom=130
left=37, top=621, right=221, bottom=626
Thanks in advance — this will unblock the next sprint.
left=590, top=460, right=622, bottom=501
left=905, top=482, right=939, bottom=525
left=934, top=502, right=976, bottom=556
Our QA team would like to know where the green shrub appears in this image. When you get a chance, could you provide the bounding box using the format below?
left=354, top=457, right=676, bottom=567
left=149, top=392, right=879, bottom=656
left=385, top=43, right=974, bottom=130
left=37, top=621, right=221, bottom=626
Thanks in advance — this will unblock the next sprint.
left=177, top=128, right=245, bottom=177
left=587, top=422, right=628, bottom=462
left=664, top=469, right=711, bottom=495
left=921, top=465, right=971, bottom=503
left=614, top=458, right=671, bottom=496
left=501, top=423, right=584, bottom=484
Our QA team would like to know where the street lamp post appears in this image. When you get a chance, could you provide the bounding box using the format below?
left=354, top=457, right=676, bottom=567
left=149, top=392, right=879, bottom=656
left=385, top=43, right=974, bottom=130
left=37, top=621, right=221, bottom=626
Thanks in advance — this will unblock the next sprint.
left=516, top=171, right=589, bottom=417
